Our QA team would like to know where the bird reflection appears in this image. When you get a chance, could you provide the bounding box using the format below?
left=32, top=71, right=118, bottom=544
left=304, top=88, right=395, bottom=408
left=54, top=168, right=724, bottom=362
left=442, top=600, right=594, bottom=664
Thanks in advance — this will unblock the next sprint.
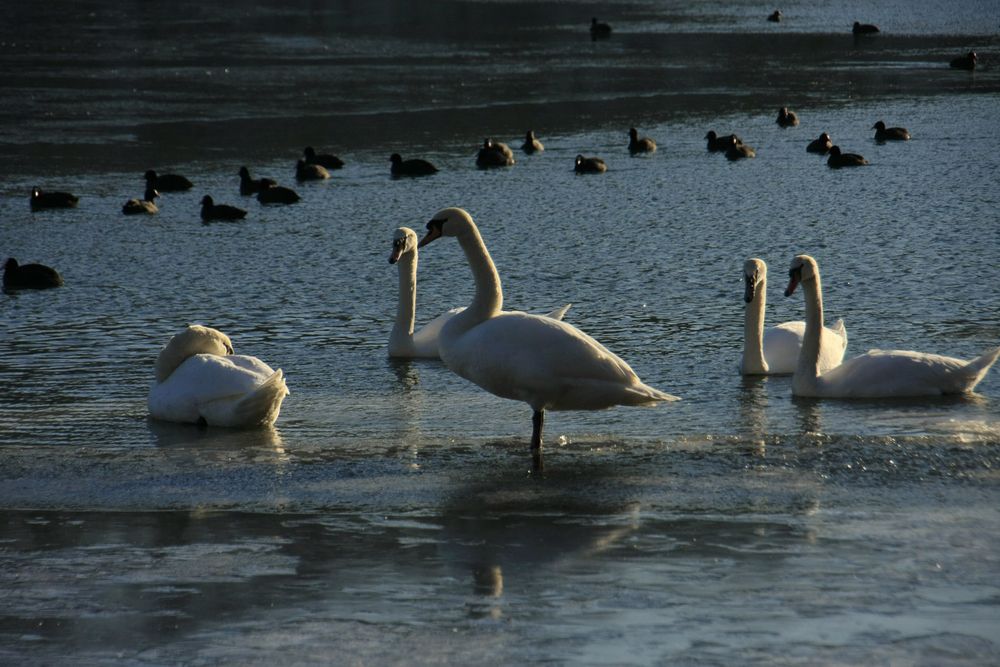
left=738, top=375, right=770, bottom=438
left=792, top=396, right=823, bottom=435
left=387, top=356, right=421, bottom=390
left=147, top=418, right=285, bottom=451
left=467, top=564, right=504, bottom=620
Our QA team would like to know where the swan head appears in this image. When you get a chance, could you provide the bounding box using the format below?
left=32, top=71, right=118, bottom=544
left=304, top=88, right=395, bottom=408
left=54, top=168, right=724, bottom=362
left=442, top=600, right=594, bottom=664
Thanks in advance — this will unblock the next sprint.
left=784, top=254, right=819, bottom=297
left=389, top=227, right=417, bottom=264
left=743, top=258, right=767, bottom=303
left=418, top=207, right=475, bottom=248
left=155, top=325, right=234, bottom=383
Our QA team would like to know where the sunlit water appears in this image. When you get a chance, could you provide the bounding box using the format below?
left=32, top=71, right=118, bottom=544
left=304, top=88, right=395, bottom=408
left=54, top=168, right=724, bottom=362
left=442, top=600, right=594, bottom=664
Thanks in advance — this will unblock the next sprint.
left=2, top=1, right=999, bottom=665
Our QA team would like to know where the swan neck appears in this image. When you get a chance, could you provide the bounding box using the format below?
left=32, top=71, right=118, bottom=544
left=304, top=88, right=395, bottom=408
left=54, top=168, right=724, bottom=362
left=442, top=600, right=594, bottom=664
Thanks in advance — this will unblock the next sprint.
left=458, top=225, right=502, bottom=318
left=742, top=283, right=767, bottom=373
left=391, top=252, right=418, bottom=345
left=796, top=273, right=824, bottom=386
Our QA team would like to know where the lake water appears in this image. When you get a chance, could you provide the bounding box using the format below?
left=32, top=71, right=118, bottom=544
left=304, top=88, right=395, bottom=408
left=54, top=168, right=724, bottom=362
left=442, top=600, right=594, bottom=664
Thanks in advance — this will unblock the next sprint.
left=2, top=1, right=999, bottom=664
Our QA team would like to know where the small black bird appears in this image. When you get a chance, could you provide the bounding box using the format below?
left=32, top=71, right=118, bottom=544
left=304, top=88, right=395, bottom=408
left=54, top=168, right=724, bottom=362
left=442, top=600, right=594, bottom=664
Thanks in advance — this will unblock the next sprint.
left=30, top=187, right=78, bottom=211
left=705, top=131, right=741, bottom=152
left=521, top=130, right=545, bottom=154
left=726, top=136, right=756, bottom=160
left=257, top=184, right=300, bottom=205
left=476, top=138, right=515, bottom=168
left=145, top=169, right=193, bottom=192
left=590, top=17, right=611, bottom=39
left=201, top=195, right=247, bottom=222
left=776, top=107, right=799, bottom=127
left=122, top=186, right=159, bottom=215
left=806, top=132, right=833, bottom=154
left=574, top=154, right=607, bottom=173
left=628, top=127, right=657, bottom=154
left=767, top=10, right=782, bottom=23
left=238, top=166, right=277, bottom=196
left=827, top=145, right=868, bottom=168
left=390, top=153, right=438, bottom=177
left=852, top=21, right=879, bottom=34
left=872, top=121, right=911, bottom=142
left=296, top=159, right=330, bottom=181
left=4, top=257, right=64, bottom=290
left=950, top=51, right=977, bottom=70
left=303, top=146, right=344, bottom=170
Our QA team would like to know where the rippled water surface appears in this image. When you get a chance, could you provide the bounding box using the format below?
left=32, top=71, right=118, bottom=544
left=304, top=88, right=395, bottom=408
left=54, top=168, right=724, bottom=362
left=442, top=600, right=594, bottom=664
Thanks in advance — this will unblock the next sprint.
left=2, top=1, right=1000, bottom=665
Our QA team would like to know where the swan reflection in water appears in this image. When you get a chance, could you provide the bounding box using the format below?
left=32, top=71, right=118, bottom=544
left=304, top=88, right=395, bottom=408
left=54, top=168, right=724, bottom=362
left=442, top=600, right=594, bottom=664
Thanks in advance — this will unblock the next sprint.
left=147, top=419, right=290, bottom=469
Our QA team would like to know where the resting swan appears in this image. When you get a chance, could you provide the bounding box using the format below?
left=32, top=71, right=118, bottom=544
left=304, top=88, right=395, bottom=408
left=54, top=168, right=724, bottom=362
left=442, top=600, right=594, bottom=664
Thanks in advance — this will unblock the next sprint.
left=785, top=254, right=999, bottom=397
left=148, top=325, right=289, bottom=427
left=417, top=207, right=678, bottom=461
left=742, top=258, right=847, bottom=375
left=388, top=227, right=570, bottom=359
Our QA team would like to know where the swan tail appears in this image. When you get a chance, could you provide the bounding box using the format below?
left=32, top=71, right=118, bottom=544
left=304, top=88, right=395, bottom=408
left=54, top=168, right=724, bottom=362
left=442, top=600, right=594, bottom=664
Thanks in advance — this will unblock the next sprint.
left=831, top=318, right=847, bottom=342
left=544, top=303, right=572, bottom=321
left=232, top=369, right=290, bottom=427
left=959, top=347, right=1000, bottom=391
left=626, top=382, right=681, bottom=405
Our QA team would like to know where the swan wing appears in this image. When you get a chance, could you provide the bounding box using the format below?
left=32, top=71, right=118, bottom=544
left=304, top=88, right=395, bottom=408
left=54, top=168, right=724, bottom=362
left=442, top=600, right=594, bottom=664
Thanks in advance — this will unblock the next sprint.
left=544, top=303, right=572, bottom=321
left=817, top=348, right=995, bottom=397
left=762, top=322, right=806, bottom=374
left=408, top=305, right=570, bottom=359
left=149, top=354, right=286, bottom=426
left=765, top=320, right=847, bottom=374
left=407, top=306, right=465, bottom=357
left=441, top=312, right=675, bottom=411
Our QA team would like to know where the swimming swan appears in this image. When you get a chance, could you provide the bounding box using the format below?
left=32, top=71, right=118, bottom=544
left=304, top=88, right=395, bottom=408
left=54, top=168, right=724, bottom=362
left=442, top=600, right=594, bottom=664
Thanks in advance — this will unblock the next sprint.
left=148, top=325, right=289, bottom=427
left=388, top=226, right=570, bottom=359
left=416, top=207, right=678, bottom=459
left=742, top=258, right=846, bottom=375
left=784, top=254, right=999, bottom=397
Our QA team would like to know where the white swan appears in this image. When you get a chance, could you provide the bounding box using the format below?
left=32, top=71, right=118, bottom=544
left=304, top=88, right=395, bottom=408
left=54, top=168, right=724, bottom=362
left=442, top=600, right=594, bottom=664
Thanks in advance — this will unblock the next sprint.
left=388, top=227, right=570, bottom=359
left=785, top=254, right=1000, bottom=398
left=148, top=325, right=289, bottom=427
left=416, top=207, right=678, bottom=458
left=742, top=257, right=847, bottom=375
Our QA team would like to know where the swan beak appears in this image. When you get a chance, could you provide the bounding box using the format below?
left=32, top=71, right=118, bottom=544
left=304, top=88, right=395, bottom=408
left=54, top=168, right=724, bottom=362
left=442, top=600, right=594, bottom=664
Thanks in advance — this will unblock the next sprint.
left=418, top=220, right=443, bottom=248
left=784, top=269, right=801, bottom=297
left=388, top=245, right=403, bottom=264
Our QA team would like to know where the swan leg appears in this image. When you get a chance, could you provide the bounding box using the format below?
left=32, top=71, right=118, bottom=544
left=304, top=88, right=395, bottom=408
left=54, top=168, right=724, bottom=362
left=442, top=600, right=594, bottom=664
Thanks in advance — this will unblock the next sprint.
left=531, top=410, right=544, bottom=450
left=531, top=410, right=545, bottom=471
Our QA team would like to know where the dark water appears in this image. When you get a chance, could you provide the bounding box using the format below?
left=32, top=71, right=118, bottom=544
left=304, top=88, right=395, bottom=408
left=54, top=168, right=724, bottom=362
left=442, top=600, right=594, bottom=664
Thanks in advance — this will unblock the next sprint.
left=2, top=1, right=1000, bottom=665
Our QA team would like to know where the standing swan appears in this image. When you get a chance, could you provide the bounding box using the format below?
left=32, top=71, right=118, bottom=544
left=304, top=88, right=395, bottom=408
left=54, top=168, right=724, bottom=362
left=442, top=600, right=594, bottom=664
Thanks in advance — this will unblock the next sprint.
left=149, top=325, right=289, bottom=427
left=388, top=227, right=570, bottom=359
left=742, top=258, right=846, bottom=375
left=417, top=208, right=678, bottom=464
left=784, top=255, right=999, bottom=397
